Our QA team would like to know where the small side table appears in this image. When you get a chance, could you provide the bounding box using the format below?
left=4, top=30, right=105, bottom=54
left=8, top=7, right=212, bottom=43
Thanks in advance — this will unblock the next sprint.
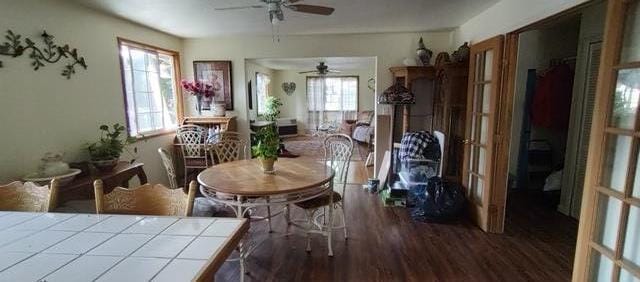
left=58, top=162, right=147, bottom=204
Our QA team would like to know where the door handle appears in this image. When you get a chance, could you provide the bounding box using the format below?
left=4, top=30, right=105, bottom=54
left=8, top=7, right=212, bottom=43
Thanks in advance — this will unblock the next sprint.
left=462, top=139, right=471, bottom=145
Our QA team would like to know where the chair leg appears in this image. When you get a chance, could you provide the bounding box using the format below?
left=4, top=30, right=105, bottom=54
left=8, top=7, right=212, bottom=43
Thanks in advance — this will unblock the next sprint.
left=305, top=209, right=313, bottom=252
left=327, top=204, right=334, bottom=257
left=284, top=204, right=291, bottom=236
left=340, top=203, right=348, bottom=240
left=266, top=197, right=273, bottom=233
left=184, top=167, right=189, bottom=190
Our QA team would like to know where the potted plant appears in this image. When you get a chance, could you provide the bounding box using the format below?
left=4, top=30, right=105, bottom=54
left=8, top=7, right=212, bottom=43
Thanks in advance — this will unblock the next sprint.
left=252, top=96, right=283, bottom=173
left=86, top=123, right=137, bottom=172
left=252, top=126, right=280, bottom=173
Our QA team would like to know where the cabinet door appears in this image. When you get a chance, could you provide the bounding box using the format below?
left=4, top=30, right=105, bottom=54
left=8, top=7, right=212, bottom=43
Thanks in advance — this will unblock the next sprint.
left=573, top=1, right=640, bottom=281
left=462, top=35, right=504, bottom=233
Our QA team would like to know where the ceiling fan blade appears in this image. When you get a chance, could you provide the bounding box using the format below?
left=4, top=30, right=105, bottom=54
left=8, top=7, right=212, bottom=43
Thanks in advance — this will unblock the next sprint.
left=215, top=5, right=265, bottom=11
left=286, top=4, right=335, bottom=15
left=299, top=71, right=318, bottom=74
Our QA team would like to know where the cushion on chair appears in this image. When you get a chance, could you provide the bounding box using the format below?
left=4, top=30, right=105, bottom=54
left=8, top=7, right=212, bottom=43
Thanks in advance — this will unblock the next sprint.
left=294, top=191, right=342, bottom=210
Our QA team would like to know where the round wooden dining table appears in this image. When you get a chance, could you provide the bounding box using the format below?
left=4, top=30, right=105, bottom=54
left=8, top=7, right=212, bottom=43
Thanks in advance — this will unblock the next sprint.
left=197, top=157, right=337, bottom=259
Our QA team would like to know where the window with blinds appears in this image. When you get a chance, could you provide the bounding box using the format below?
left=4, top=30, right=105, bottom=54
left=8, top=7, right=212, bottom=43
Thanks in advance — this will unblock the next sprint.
left=118, top=39, right=180, bottom=137
left=306, top=76, right=358, bottom=112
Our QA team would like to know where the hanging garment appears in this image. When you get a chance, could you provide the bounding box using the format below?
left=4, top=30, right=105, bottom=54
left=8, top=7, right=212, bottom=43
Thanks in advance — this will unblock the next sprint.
left=530, top=64, right=574, bottom=130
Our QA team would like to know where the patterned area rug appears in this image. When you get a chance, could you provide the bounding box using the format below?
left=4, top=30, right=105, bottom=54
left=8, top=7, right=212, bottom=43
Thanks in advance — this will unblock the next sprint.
left=282, top=135, right=367, bottom=160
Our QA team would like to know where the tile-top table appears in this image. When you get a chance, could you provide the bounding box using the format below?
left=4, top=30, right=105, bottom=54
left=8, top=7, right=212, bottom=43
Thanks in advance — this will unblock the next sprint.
left=0, top=211, right=248, bottom=282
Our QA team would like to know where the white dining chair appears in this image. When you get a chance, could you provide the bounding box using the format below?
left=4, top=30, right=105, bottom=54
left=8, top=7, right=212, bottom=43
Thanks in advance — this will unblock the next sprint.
left=289, top=133, right=353, bottom=255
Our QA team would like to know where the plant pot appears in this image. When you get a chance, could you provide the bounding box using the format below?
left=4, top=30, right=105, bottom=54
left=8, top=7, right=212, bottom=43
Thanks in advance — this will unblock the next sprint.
left=90, top=158, right=119, bottom=172
left=259, top=158, right=276, bottom=174
left=212, top=102, right=226, bottom=117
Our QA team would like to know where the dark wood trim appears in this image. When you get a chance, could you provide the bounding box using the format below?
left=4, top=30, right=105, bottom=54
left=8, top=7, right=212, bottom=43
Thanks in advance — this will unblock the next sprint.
left=510, top=0, right=602, bottom=33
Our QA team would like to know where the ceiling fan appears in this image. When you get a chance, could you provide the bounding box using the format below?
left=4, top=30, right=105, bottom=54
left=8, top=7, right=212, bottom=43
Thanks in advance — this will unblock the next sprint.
left=299, top=62, right=341, bottom=75
left=215, top=0, right=335, bottom=25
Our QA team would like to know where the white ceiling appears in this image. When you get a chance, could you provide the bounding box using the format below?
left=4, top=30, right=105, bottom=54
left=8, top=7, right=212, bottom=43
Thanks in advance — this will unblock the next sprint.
left=71, top=0, right=500, bottom=38
left=249, top=57, right=375, bottom=71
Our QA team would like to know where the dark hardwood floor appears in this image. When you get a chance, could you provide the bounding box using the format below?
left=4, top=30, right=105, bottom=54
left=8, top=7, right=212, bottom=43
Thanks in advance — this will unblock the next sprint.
left=215, top=163, right=578, bottom=282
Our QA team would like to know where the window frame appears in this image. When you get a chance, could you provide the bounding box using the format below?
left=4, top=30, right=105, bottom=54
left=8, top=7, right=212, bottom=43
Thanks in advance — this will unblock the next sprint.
left=305, top=75, right=360, bottom=112
left=255, top=72, right=271, bottom=116
left=116, top=37, right=183, bottom=139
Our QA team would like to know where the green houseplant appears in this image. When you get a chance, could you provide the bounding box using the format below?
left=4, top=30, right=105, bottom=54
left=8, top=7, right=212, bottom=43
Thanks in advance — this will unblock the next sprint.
left=86, top=123, right=137, bottom=171
left=252, top=96, right=283, bottom=173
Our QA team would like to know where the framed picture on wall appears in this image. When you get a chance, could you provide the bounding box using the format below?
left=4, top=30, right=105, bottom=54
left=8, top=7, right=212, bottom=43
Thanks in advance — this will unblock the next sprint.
left=193, top=60, right=233, bottom=110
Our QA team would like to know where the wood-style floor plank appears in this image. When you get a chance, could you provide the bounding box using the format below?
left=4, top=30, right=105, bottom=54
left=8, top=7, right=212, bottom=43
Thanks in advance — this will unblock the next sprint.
left=215, top=162, right=577, bottom=282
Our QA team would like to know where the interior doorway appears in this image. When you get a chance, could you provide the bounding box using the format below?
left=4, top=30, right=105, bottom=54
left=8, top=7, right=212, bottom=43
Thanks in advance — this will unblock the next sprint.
left=501, top=0, right=606, bottom=264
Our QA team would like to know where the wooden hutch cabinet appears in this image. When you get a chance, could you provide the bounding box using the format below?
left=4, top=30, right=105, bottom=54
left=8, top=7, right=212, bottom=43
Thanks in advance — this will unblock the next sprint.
left=389, top=66, right=436, bottom=135
left=433, top=62, right=469, bottom=182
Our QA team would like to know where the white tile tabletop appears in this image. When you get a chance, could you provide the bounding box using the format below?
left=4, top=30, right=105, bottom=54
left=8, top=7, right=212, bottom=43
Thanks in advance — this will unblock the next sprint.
left=0, top=212, right=248, bottom=282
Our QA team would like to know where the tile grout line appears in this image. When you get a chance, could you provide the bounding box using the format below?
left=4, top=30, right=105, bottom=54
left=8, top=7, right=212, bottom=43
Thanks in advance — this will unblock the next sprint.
left=91, top=216, right=202, bottom=282
left=0, top=214, right=82, bottom=274
left=147, top=218, right=219, bottom=281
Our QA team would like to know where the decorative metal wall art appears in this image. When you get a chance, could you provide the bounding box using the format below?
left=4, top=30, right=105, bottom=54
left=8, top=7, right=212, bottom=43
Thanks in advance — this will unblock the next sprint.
left=0, top=30, right=87, bottom=79
left=282, top=82, right=296, bottom=96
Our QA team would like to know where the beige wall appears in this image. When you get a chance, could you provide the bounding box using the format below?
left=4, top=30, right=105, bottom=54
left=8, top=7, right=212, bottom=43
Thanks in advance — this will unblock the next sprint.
left=0, top=0, right=183, bottom=184
left=269, top=68, right=376, bottom=134
left=182, top=32, right=454, bottom=173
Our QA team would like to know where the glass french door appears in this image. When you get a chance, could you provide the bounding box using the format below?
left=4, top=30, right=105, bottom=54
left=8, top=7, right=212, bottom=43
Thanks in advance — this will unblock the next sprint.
left=573, top=0, right=640, bottom=281
left=463, top=36, right=504, bottom=232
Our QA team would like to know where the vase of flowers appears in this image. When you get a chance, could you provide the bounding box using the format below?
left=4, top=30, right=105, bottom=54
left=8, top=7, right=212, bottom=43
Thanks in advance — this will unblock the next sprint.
left=181, top=80, right=214, bottom=115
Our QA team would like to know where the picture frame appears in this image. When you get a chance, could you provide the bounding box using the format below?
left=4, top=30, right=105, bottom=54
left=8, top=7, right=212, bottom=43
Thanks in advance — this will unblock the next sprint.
left=193, top=60, right=233, bottom=110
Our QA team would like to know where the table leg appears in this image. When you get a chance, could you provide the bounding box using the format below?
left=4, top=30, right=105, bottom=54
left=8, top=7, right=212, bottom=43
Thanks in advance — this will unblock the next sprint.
left=327, top=183, right=334, bottom=257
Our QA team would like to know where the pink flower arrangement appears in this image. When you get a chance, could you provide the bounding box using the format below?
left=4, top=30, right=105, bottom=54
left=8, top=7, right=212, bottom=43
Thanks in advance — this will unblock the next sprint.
left=181, top=80, right=214, bottom=97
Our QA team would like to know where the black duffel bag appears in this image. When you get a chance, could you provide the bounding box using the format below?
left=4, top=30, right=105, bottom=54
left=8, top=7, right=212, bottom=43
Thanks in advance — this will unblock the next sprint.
left=409, top=177, right=465, bottom=222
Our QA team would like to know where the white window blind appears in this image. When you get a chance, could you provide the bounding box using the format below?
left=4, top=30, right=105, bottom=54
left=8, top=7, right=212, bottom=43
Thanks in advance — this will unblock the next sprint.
left=119, top=42, right=178, bottom=136
left=307, top=77, right=358, bottom=112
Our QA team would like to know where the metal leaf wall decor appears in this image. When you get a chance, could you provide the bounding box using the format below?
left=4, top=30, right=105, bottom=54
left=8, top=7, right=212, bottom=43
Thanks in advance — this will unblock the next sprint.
left=0, top=30, right=87, bottom=79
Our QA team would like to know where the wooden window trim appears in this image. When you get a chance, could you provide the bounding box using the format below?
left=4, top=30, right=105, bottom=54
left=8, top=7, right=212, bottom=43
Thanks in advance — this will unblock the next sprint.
left=116, top=37, right=184, bottom=138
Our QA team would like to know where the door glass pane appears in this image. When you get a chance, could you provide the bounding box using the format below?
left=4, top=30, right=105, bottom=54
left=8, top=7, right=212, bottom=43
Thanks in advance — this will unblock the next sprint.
left=475, top=54, right=483, bottom=81
left=589, top=251, right=614, bottom=282
left=621, top=1, right=640, bottom=63
left=480, top=116, right=489, bottom=145
left=623, top=205, right=640, bottom=268
left=594, top=193, right=623, bottom=251
left=484, top=50, right=493, bottom=81
left=611, top=69, right=640, bottom=130
left=601, top=134, right=632, bottom=192
left=475, top=177, right=484, bottom=204
left=619, top=268, right=640, bottom=282
left=474, top=84, right=484, bottom=113
left=478, top=147, right=486, bottom=176
left=470, top=115, right=477, bottom=142
left=633, top=151, right=640, bottom=199
left=482, top=84, right=491, bottom=113
left=471, top=145, right=479, bottom=173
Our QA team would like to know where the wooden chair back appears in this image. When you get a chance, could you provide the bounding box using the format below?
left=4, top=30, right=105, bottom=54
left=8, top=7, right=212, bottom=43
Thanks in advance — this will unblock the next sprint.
left=94, top=180, right=196, bottom=216
left=0, top=179, right=59, bottom=212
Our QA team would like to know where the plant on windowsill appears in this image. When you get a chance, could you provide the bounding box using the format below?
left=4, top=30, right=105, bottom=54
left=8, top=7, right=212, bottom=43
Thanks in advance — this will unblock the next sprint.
left=252, top=96, right=283, bottom=173
left=86, top=123, right=138, bottom=172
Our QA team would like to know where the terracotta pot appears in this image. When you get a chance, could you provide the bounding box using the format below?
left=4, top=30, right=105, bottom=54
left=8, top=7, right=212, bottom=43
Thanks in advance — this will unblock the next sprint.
left=259, top=158, right=276, bottom=174
left=90, top=158, right=119, bottom=172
